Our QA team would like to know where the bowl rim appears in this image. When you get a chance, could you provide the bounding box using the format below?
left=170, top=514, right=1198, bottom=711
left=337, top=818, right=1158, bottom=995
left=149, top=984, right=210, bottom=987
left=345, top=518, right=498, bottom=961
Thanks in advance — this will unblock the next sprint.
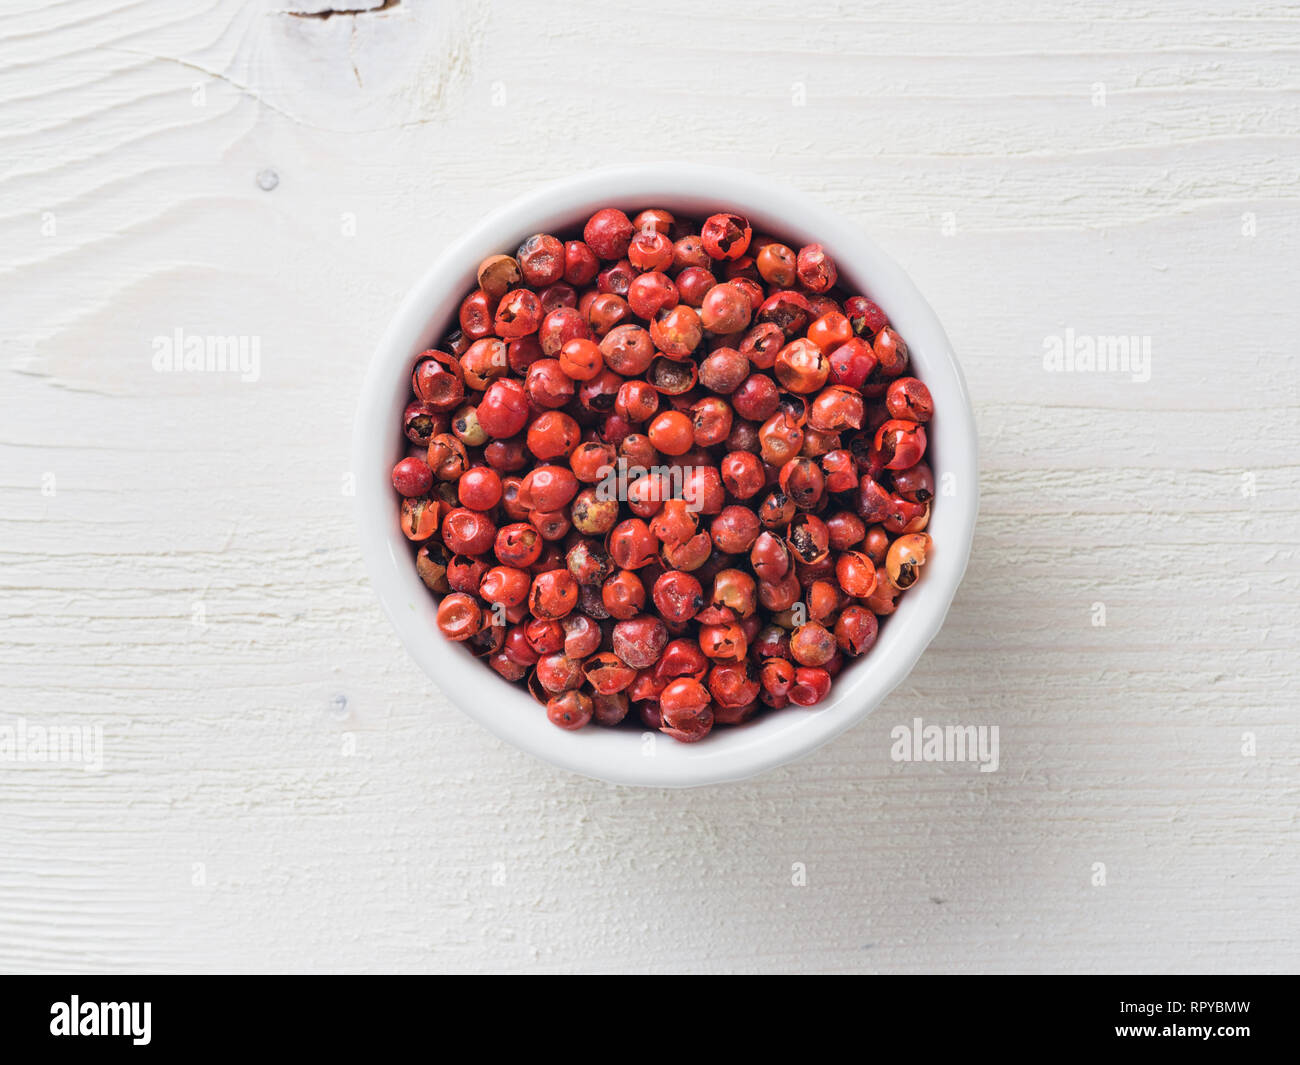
left=353, top=162, right=979, bottom=787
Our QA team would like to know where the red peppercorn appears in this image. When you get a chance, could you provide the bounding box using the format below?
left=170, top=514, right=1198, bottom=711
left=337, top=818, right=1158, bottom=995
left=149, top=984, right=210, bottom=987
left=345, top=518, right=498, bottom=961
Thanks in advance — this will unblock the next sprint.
left=675, top=265, right=718, bottom=308
left=615, top=379, right=660, bottom=423
left=399, top=496, right=439, bottom=541
left=558, top=338, right=604, bottom=382
left=652, top=570, right=704, bottom=624
left=720, top=450, right=765, bottom=499
left=698, top=622, right=746, bottom=661
left=601, top=569, right=647, bottom=620
left=583, top=208, right=634, bottom=260
left=881, top=493, right=930, bottom=535
left=528, top=569, right=579, bottom=619
left=755, top=242, right=796, bottom=286
left=689, top=396, right=733, bottom=448
left=758, top=411, right=804, bottom=466
left=627, top=230, right=674, bottom=272
left=632, top=208, right=674, bottom=234
left=885, top=533, right=931, bottom=590
left=618, top=432, right=659, bottom=470
left=626, top=271, right=679, bottom=320
left=412, top=356, right=465, bottom=412
left=588, top=293, right=633, bottom=336
left=696, top=346, right=747, bottom=394
left=731, top=374, right=780, bottom=422
left=612, top=615, right=669, bottom=669
left=680, top=466, right=725, bottom=515
left=525, top=411, right=579, bottom=461
left=885, top=376, right=934, bottom=422
left=493, top=288, right=542, bottom=339
left=646, top=356, right=698, bottom=396
left=710, top=505, right=761, bottom=554
left=604, top=516, right=656, bottom=570
left=565, top=441, right=612, bottom=485
left=845, top=295, right=888, bottom=337
left=786, top=513, right=830, bottom=565
left=834, top=606, right=878, bottom=656
left=582, top=652, right=637, bottom=695
left=459, top=290, right=496, bottom=340
left=516, top=233, right=565, bottom=287
left=478, top=564, right=531, bottom=609
left=524, top=359, right=574, bottom=410
left=757, top=290, right=812, bottom=338
left=774, top=338, right=829, bottom=394
left=576, top=369, right=622, bottom=416
left=402, top=401, right=443, bottom=446
left=596, top=259, right=636, bottom=298
left=873, top=327, right=909, bottom=376
left=795, top=243, right=837, bottom=292
left=709, top=569, right=757, bottom=620
left=519, top=465, right=579, bottom=512
left=458, top=466, right=502, bottom=510
left=477, top=254, right=522, bottom=301
left=459, top=337, right=508, bottom=390
left=808, top=386, right=864, bottom=435
left=699, top=282, right=752, bottom=334
left=436, top=593, right=482, bottom=641
left=392, top=456, right=433, bottom=497
left=649, top=305, right=703, bottom=357
left=826, top=338, right=877, bottom=391
left=779, top=457, right=825, bottom=510
left=872, top=419, right=927, bottom=471
left=788, top=666, right=831, bottom=706
left=445, top=554, right=488, bottom=594
left=893, top=462, right=934, bottom=504
left=647, top=499, right=695, bottom=546
left=546, top=690, right=593, bottom=730
left=757, top=489, right=796, bottom=532
left=495, top=522, right=542, bottom=568
left=441, top=507, right=496, bottom=556
left=701, top=213, right=752, bottom=260
left=662, top=707, right=714, bottom=742
left=599, top=324, right=655, bottom=376
left=739, top=323, right=785, bottom=370
left=476, top=378, right=530, bottom=438
left=660, top=676, right=710, bottom=719
left=835, top=549, right=877, bottom=598
left=561, top=240, right=598, bottom=286
left=646, top=410, right=694, bottom=456
left=566, top=539, right=613, bottom=588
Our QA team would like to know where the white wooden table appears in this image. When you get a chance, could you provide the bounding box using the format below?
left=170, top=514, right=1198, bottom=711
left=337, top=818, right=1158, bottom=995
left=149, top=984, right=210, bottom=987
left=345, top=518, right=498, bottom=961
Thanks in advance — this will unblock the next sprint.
left=2, top=0, right=1297, bottom=974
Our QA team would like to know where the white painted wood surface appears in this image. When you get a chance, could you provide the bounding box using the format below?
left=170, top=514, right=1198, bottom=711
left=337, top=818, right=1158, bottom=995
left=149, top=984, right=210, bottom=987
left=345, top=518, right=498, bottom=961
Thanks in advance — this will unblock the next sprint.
left=2, top=0, right=1297, bottom=974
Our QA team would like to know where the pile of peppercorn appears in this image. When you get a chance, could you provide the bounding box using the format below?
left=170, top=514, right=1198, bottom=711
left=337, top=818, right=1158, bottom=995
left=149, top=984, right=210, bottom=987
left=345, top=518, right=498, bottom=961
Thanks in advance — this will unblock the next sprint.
left=393, top=207, right=934, bottom=742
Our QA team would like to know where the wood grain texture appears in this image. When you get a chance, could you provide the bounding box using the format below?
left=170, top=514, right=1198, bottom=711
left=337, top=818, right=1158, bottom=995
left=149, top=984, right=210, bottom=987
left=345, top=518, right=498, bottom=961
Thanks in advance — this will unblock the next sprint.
left=1, top=0, right=1297, bottom=973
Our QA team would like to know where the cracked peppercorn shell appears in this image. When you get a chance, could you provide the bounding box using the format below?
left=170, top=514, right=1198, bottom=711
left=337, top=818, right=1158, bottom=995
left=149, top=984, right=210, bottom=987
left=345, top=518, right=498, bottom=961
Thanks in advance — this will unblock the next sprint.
left=886, top=533, right=932, bottom=590
left=477, top=254, right=522, bottom=301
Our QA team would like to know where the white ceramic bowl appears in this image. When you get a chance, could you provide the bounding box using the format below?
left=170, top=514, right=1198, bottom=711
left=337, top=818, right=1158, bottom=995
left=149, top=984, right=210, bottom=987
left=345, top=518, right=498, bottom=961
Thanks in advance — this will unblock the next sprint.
left=354, top=163, right=978, bottom=787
